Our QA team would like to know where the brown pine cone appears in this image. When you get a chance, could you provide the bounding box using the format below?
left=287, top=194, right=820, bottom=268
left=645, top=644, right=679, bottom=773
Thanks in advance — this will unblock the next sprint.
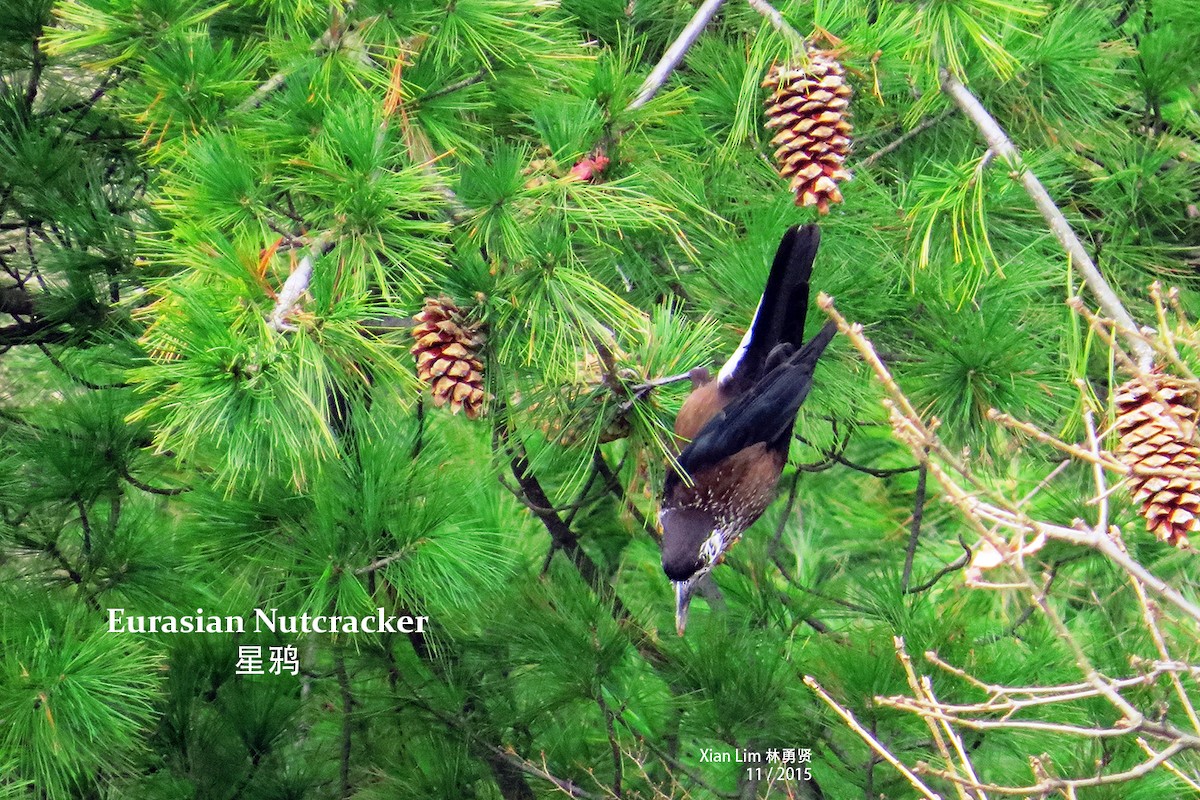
left=763, top=49, right=853, bottom=213
left=411, top=296, right=486, bottom=419
left=1113, top=373, right=1200, bottom=548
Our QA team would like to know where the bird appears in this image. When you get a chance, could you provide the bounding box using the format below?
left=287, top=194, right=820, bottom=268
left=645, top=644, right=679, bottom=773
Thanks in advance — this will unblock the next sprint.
left=660, top=223, right=836, bottom=635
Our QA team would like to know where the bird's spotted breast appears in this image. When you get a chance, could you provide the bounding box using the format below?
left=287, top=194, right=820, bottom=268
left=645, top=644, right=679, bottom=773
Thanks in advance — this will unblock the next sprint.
left=677, top=442, right=787, bottom=536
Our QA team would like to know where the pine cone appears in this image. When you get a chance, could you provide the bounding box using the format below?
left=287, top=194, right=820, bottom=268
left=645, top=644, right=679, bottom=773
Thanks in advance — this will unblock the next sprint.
left=1113, top=373, right=1200, bottom=548
left=411, top=296, right=486, bottom=419
left=762, top=50, right=853, bottom=213
left=523, top=147, right=560, bottom=189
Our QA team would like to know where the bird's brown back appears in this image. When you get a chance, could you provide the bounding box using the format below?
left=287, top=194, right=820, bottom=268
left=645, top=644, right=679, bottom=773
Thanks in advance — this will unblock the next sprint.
left=673, top=379, right=728, bottom=448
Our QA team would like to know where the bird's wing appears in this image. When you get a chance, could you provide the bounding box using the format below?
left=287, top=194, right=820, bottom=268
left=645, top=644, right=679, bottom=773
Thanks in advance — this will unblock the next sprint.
left=673, top=321, right=836, bottom=485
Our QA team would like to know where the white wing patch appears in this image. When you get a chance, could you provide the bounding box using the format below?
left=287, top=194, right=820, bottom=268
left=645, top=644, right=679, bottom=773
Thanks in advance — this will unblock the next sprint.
left=716, top=296, right=762, bottom=386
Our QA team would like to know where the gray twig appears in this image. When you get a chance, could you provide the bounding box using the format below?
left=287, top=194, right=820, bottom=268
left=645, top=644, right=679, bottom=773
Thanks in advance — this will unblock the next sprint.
left=236, top=70, right=291, bottom=114
left=900, top=459, right=928, bottom=593
left=629, top=0, right=729, bottom=111
left=235, top=7, right=361, bottom=113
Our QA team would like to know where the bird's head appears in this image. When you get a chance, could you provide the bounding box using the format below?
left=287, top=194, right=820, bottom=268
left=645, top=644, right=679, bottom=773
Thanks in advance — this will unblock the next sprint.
left=660, top=507, right=728, bottom=635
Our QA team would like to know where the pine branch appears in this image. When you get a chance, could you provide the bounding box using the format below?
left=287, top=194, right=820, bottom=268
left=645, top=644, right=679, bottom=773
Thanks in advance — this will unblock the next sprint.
left=405, top=692, right=599, bottom=799
left=608, top=706, right=741, bottom=799
left=540, top=462, right=604, bottom=575
left=614, top=370, right=696, bottom=419
left=239, top=9, right=468, bottom=235
left=939, top=70, right=1154, bottom=371
left=507, top=447, right=601, bottom=587
left=0, top=284, right=34, bottom=316
left=596, top=693, right=623, bottom=798
left=496, top=414, right=605, bottom=588
left=75, top=495, right=93, bottom=557
left=479, top=751, right=538, bottom=800
left=420, top=68, right=489, bottom=104
left=13, top=530, right=94, bottom=607
left=902, top=537, right=972, bottom=596
left=818, top=293, right=984, bottom=491
left=119, top=464, right=190, bottom=496
left=761, top=471, right=837, bottom=634
left=593, top=451, right=655, bottom=540
left=745, top=0, right=808, bottom=53
left=795, top=426, right=922, bottom=477
left=500, top=452, right=623, bottom=517
left=629, top=0, right=729, bottom=111
left=0, top=317, right=75, bottom=346
left=236, top=70, right=291, bottom=114
left=235, top=7, right=362, bottom=113
left=489, top=748, right=601, bottom=799
left=25, top=26, right=45, bottom=109
left=768, top=469, right=803, bottom=553
left=38, top=344, right=128, bottom=390
left=48, top=67, right=121, bottom=118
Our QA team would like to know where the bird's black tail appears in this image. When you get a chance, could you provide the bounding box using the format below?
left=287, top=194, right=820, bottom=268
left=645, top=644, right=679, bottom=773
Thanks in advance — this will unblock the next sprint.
left=718, top=224, right=820, bottom=393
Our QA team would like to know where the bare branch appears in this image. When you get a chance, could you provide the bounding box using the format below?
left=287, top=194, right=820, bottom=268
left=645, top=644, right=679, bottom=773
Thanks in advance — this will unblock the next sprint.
left=804, top=676, right=945, bottom=799
left=818, top=294, right=981, bottom=488
left=920, top=675, right=985, bottom=799
left=893, top=638, right=972, bottom=800
left=1138, top=738, right=1200, bottom=791
left=1149, top=282, right=1197, bottom=380
left=818, top=296, right=1200, bottom=794
left=923, top=742, right=1186, bottom=796
left=629, top=0, right=728, bottom=111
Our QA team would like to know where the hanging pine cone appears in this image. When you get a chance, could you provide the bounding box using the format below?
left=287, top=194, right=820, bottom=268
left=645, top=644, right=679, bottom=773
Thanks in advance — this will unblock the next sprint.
left=411, top=296, right=486, bottom=419
left=1113, top=373, right=1200, bottom=548
left=762, top=49, right=853, bottom=214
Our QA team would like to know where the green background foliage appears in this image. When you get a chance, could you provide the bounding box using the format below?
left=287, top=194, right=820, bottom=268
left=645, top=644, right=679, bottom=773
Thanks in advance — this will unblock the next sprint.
left=2, top=0, right=1199, bottom=797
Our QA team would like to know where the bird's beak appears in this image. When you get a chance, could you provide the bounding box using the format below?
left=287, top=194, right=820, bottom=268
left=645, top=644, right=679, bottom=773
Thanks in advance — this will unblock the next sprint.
left=674, top=581, right=693, bottom=636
